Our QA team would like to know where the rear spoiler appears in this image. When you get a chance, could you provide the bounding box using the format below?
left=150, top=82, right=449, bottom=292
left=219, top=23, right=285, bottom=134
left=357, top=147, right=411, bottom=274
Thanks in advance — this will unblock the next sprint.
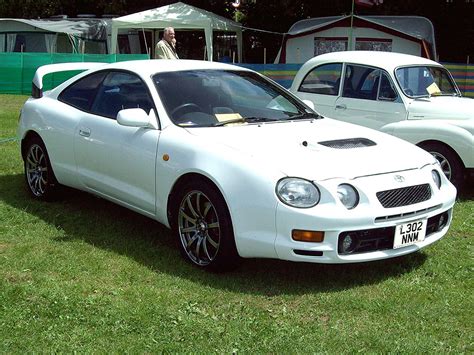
left=32, top=62, right=106, bottom=98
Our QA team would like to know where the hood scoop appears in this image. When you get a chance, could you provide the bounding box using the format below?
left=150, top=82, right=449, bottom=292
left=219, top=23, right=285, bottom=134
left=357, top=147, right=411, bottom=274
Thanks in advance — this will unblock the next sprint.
left=317, top=138, right=376, bottom=149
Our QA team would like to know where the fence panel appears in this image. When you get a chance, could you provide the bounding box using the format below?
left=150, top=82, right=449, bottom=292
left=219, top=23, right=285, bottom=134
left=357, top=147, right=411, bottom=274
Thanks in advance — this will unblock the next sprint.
left=444, top=63, right=474, bottom=98
left=1, top=53, right=473, bottom=97
left=0, top=53, right=149, bottom=95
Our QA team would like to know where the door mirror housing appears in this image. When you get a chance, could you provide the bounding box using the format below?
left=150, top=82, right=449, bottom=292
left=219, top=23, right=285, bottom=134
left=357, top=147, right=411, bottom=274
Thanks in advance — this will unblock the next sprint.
left=117, top=108, right=151, bottom=127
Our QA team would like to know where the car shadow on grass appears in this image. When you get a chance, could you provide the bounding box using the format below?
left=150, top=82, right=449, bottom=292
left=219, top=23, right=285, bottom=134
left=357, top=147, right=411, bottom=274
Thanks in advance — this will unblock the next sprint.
left=0, top=173, right=430, bottom=296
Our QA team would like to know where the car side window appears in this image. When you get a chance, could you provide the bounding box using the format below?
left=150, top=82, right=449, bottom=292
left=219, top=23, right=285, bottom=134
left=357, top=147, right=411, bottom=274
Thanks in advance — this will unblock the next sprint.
left=378, top=73, right=398, bottom=101
left=90, top=71, right=154, bottom=119
left=298, top=63, right=342, bottom=96
left=343, top=64, right=381, bottom=100
left=58, top=72, right=107, bottom=111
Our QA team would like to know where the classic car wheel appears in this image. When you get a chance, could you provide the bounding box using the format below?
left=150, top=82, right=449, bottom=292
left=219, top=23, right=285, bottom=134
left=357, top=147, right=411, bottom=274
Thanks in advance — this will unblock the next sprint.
left=24, top=137, right=59, bottom=200
left=419, top=142, right=464, bottom=188
left=173, top=180, right=240, bottom=271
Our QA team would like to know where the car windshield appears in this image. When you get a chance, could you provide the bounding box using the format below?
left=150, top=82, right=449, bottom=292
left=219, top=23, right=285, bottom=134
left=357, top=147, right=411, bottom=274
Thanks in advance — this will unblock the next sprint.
left=153, top=70, right=317, bottom=127
left=395, top=65, right=459, bottom=98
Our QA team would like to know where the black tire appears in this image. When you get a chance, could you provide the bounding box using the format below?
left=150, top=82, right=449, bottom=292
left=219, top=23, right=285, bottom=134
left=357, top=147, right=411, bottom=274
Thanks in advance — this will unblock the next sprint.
left=419, top=142, right=464, bottom=189
left=171, top=179, right=241, bottom=271
left=23, top=136, right=59, bottom=200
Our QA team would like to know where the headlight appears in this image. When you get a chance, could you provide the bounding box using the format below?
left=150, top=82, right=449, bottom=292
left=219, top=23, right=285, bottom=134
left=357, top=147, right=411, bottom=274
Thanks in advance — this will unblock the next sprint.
left=337, top=184, right=359, bottom=209
left=432, top=169, right=441, bottom=189
left=276, top=178, right=320, bottom=208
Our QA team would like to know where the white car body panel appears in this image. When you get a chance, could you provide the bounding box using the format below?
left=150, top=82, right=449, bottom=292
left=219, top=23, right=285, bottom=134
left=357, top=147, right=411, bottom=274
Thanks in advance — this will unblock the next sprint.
left=18, top=59, right=457, bottom=265
left=74, top=113, right=159, bottom=215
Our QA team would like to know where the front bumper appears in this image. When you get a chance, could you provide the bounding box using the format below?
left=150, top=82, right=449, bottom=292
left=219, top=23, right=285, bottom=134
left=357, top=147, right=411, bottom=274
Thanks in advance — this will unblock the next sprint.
left=274, top=168, right=457, bottom=264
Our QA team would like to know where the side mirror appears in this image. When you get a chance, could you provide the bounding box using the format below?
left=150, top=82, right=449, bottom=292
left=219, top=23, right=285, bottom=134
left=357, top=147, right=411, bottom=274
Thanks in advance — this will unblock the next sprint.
left=302, top=99, right=315, bottom=110
left=117, top=108, right=151, bottom=127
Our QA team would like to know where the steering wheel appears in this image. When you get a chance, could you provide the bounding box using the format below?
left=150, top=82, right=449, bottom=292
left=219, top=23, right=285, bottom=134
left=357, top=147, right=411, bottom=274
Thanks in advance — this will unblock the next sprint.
left=170, top=103, right=204, bottom=118
left=404, top=88, right=414, bottom=96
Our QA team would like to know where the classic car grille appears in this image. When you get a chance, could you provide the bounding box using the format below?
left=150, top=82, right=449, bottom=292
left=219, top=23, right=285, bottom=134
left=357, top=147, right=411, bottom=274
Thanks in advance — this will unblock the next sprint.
left=376, top=184, right=431, bottom=208
left=318, top=138, right=376, bottom=149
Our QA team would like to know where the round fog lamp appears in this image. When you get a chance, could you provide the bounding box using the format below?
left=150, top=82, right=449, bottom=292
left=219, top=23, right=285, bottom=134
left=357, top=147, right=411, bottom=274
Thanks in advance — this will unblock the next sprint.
left=438, top=212, right=449, bottom=230
left=341, top=234, right=356, bottom=254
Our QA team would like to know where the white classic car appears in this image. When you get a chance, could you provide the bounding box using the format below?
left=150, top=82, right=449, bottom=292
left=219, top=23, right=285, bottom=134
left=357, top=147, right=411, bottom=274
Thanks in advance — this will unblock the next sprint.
left=18, top=59, right=456, bottom=271
left=290, top=51, right=474, bottom=188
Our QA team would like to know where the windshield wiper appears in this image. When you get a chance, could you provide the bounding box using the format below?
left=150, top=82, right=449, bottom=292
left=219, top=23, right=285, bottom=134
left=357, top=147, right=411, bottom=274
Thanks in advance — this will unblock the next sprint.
left=286, top=112, right=323, bottom=120
left=431, top=92, right=461, bottom=97
left=214, top=116, right=278, bottom=126
left=414, top=92, right=460, bottom=100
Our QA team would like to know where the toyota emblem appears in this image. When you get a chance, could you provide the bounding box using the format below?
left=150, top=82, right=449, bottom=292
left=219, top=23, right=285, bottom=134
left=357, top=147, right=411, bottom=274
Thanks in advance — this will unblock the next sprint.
left=394, top=175, right=405, bottom=183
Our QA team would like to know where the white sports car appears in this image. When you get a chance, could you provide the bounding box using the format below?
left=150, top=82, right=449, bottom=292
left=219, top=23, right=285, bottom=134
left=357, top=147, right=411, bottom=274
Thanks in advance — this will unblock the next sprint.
left=18, top=59, right=456, bottom=271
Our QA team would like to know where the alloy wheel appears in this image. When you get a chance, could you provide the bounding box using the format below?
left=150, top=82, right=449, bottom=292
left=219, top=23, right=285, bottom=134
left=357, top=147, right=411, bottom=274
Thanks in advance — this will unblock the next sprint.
left=26, top=143, right=49, bottom=197
left=178, top=190, right=221, bottom=266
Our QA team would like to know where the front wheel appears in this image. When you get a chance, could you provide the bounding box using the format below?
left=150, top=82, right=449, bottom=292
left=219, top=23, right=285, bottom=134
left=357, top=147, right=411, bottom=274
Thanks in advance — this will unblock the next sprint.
left=419, top=142, right=464, bottom=188
left=171, top=180, right=240, bottom=271
left=24, top=137, right=59, bottom=200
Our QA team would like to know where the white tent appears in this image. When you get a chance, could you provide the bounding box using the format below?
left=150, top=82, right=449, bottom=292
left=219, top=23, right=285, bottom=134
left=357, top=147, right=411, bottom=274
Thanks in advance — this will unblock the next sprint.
left=276, top=15, right=437, bottom=63
left=110, top=2, right=242, bottom=62
left=0, top=18, right=110, bottom=53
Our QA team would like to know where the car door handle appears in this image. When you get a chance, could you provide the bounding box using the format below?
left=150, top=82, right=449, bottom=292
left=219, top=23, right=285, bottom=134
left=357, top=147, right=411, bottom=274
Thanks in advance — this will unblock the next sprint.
left=79, top=128, right=91, bottom=137
left=335, top=104, right=347, bottom=110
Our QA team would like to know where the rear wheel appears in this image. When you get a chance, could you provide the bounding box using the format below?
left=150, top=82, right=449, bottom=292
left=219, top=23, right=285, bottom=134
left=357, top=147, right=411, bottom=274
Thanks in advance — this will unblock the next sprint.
left=419, top=142, right=464, bottom=188
left=24, top=137, right=59, bottom=200
left=171, top=180, right=240, bottom=271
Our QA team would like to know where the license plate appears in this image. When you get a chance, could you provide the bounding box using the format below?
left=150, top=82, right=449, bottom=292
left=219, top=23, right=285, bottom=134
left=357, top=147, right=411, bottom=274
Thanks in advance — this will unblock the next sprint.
left=393, top=219, right=427, bottom=249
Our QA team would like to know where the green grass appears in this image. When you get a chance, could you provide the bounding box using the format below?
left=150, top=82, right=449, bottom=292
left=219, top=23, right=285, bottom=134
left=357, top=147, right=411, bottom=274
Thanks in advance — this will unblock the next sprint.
left=1, top=95, right=473, bottom=352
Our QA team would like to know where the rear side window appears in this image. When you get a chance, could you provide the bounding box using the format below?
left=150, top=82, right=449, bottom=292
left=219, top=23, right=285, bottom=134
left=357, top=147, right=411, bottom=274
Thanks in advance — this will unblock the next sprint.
left=298, top=63, right=342, bottom=95
left=58, top=72, right=107, bottom=111
left=90, top=71, right=154, bottom=119
left=343, top=64, right=380, bottom=100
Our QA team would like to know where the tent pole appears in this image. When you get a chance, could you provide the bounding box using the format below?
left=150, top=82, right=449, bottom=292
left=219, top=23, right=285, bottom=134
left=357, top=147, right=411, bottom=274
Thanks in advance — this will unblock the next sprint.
left=142, top=28, right=150, bottom=58
left=349, top=0, right=355, bottom=51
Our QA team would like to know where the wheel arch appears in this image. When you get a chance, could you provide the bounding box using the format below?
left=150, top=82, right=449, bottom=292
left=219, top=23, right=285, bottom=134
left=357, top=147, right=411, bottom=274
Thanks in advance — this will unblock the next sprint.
left=20, top=130, right=44, bottom=160
left=417, top=139, right=465, bottom=169
left=166, top=172, right=227, bottom=228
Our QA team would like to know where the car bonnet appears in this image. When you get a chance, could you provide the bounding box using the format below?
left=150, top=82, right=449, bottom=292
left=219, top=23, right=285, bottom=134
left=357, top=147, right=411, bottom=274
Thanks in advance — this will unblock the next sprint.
left=185, top=119, right=434, bottom=181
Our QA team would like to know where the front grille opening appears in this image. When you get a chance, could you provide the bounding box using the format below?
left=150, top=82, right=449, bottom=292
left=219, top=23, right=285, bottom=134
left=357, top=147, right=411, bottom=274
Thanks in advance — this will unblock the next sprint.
left=338, top=211, right=449, bottom=255
left=375, top=205, right=442, bottom=223
left=318, top=138, right=376, bottom=149
left=377, top=184, right=431, bottom=208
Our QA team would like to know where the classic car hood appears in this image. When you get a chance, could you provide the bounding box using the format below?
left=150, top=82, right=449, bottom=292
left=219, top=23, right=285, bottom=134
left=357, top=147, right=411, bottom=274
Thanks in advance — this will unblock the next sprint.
left=407, top=96, right=474, bottom=121
left=186, top=119, right=433, bottom=181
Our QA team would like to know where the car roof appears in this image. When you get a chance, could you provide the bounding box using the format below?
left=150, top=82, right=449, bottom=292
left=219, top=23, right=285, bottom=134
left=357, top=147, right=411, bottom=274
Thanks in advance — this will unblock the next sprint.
left=99, top=59, right=250, bottom=77
left=302, top=51, right=442, bottom=72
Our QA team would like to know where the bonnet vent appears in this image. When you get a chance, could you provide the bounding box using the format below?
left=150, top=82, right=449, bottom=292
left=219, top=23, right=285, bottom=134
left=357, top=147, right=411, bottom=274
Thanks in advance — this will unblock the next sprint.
left=318, top=138, right=376, bottom=149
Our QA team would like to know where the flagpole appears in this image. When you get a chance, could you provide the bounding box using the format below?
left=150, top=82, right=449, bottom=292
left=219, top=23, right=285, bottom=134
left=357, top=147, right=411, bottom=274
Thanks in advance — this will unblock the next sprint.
left=349, top=0, right=355, bottom=51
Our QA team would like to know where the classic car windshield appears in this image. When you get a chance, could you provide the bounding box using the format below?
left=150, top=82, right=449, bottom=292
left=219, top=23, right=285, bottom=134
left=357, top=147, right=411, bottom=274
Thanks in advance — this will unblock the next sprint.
left=395, top=66, right=459, bottom=98
left=153, top=70, right=315, bottom=127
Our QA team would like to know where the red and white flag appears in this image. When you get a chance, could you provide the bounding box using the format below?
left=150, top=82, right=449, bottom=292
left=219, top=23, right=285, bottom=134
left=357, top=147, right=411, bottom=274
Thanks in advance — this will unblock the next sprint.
left=355, top=0, right=383, bottom=7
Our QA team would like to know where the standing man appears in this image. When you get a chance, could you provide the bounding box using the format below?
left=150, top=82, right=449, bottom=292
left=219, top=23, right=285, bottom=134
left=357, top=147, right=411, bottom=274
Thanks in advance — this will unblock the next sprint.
left=155, top=27, right=179, bottom=59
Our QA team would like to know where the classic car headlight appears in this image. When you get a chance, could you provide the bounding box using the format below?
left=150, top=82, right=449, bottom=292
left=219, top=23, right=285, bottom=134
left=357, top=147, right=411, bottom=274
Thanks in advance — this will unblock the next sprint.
left=337, top=184, right=359, bottom=209
left=276, top=178, right=320, bottom=208
left=432, top=169, right=441, bottom=189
